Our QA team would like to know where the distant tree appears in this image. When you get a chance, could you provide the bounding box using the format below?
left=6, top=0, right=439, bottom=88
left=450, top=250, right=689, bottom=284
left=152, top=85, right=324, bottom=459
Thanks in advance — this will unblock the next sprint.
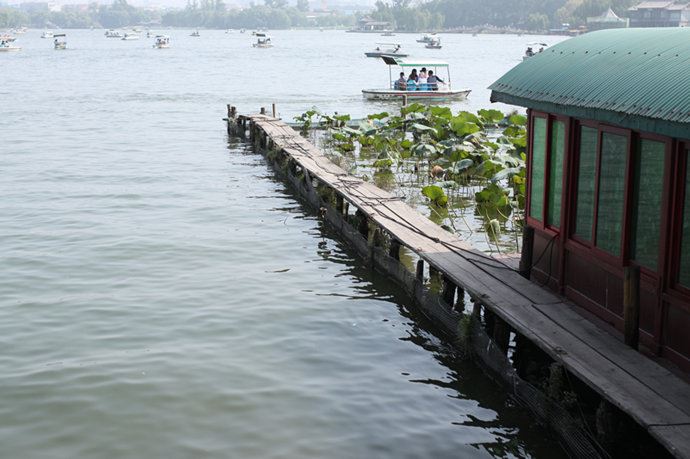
left=296, top=0, right=309, bottom=12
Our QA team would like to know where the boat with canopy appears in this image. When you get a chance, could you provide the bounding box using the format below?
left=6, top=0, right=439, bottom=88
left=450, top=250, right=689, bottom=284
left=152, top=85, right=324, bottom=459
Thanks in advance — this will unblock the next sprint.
left=362, top=56, right=470, bottom=101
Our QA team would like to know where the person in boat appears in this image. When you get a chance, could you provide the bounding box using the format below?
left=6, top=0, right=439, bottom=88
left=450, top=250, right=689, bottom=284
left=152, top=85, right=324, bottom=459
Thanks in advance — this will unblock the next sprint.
left=417, top=67, right=428, bottom=90
left=427, top=70, right=444, bottom=91
left=419, top=67, right=427, bottom=80
left=394, top=72, right=407, bottom=90
left=406, top=74, right=417, bottom=91
left=408, top=69, right=418, bottom=82
left=525, top=47, right=534, bottom=57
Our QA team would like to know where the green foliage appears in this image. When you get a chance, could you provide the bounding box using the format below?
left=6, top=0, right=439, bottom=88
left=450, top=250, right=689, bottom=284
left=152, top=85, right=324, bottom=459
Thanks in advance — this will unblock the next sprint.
left=422, top=185, right=448, bottom=207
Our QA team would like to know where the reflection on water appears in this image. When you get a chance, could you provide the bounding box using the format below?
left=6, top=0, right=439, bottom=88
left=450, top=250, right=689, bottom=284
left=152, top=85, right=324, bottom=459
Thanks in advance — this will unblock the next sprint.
left=0, top=30, right=564, bottom=458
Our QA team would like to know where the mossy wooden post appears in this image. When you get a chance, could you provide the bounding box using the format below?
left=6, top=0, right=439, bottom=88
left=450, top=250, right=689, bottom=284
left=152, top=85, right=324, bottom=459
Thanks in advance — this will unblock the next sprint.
left=356, top=209, right=368, bottom=238
left=624, top=266, right=640, bottom=350
left=336, top=195, right=344, bottom=215
left=389, top=238, right=401, bottom=261
left=519, top=226, right=534, bottom=279
left=442, top=275, right=456, bottom=307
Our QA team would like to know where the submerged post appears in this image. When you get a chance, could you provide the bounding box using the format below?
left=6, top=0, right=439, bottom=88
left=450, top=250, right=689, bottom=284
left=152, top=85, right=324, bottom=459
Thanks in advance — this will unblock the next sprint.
left=623, top=266, right=640, bottom=349
left=272, top=103, right=276, bottom=118
left=260, top=107, right=266, bottom=115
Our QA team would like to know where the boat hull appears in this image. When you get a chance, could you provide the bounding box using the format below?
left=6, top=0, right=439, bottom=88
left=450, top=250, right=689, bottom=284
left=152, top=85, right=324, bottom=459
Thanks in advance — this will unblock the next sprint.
left=364, top=51, right=408, bottom=58
left=0, top=46, right=21, bottom=52
left=362, top=89, right=470, bottom=101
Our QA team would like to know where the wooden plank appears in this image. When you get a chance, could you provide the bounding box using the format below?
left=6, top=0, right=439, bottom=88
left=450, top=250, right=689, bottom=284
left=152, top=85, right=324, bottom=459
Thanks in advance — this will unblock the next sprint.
left=649, top=425, right=690, bottom=459
left=245, top=117, right=690, bottom=447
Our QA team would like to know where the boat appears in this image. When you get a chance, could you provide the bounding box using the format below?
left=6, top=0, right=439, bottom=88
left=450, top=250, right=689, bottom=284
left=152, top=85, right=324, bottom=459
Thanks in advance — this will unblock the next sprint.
left=105, top=29, right=122, bottom=38
left=121, top=33, right=140, bottom=41
left=0, top=40, right=21, bottom=52
left=416, top=33, right=437, bottom=43
left=153, top=35, right=170, bottom=49
left=425, top=37, right=442, bottom=49
left=190, top=30, right=200, bottom=37
left=41, top=30, right=54, bottom=39
left=362, top=56, right=470, bottom=101
left=0, top=34, right=16, bottom=42
left=240, top=29, right=246, bottom=33
left=252, top=33, right=272, bottom=48
left=53, top=33, right=67, bottom=50
left=381, top=30, right=395, bottom=36
left=523, top=42, right=548, bottom=60
left=364, top=43, right=407, bottom=58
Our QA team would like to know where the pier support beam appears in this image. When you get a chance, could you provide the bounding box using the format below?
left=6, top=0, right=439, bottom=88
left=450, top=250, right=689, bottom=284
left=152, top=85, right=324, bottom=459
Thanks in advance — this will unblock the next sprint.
left=389, top=239, right=401, bottom=261
left=519, top=226, right=535, bottom=279
left=416, top=260, right=424, bottom=283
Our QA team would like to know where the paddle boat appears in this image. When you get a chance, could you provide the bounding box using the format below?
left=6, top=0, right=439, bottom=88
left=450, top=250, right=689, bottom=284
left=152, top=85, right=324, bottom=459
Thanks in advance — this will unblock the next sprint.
left=53, top=34, right=67, bottom=50
left=364, top=43, right=407, bottom=58
left=0, top=40, right=21, bottom=52
left=121, top=33, right=140, bottom=41
left=416, top=33, right=437, bottom=43
left=425, top=37, right=442, bottom=49
left=190, top=30, right=200, bottom=37
left=362, top=56, right=470, bottom=101
left=252, top=33, right=272, bottom=48
left=153, top=35, right=170, bottom=49
left=41, top=30, right=54, bottom=39
left=105, top=29, right=122, bottom=38
left=523, top=42, right=548, bottom=60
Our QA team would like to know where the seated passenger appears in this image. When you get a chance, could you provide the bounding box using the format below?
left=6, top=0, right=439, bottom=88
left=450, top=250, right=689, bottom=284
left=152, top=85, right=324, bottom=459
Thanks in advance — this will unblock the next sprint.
left=406, top=77, right=417, bottom=91
left=427, top=70, right=444, bottom=90
left=394, top=72, right=407, bottom=90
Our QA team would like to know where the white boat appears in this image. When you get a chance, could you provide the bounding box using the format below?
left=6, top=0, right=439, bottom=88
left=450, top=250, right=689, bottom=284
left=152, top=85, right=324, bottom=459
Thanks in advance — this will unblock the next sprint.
left=105, top=29, right=122, bottom=38
left=416, top=33, right=437, bottom=43
left=53, top=33, right=67, bottom=50
left=362, top=56, right=470, bottom=101
left=121, top=33, right=140, bottom=41
left=41, top=30, right=54, bottom=39
left=0, top=40, right=21, bottom=52
left=381, top=30, right=395, bottom=36
left=190, top=30, right=200, bottom=37
left=252, top=33, right=272, bottom=48
left=364, top=43, right=407, bottom=58
left=425, top=37, right=442, bottom=49
left=153, top=35, right=170, bottom=49
left=523, top=42, right=548, bottom=60
left=0, top=34, right=16, bottom=42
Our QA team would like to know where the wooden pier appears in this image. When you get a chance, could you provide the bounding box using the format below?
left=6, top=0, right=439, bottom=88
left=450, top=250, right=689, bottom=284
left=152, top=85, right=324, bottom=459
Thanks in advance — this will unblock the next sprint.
left=227, top=108, right=690, bottom=458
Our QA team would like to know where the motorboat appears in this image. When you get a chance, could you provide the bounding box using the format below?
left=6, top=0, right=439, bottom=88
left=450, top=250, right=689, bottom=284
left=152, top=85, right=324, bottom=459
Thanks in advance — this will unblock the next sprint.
left=153, top=35, right=170, bottom=49
left=41, top=30, right=54, bottom=39
left=121, top=33, right=140, bottom=41
left=190, top=30, right=200, bottom=37
left=0, top=34, right=16, bottom=42
left=252, top=33, right=272, bottom=48
left=425, top=37, right=442, bottom=49
left=416, top=33, right=437, bottom=43
left=0, top=40, right=21, bottom=52
left=364, top=43, right=407, bottom=58
left=523, top=42, right=548, bottom=60
left=362, top=56, right=470, bottom=101
left=53, top=33, right=67, bottom=50
left=105, top=29, right=122, bottom=38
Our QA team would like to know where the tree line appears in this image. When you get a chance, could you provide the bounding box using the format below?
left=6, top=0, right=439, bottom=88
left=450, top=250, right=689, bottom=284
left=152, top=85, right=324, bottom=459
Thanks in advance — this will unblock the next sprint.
left=1, top=0, right=640, bottom=31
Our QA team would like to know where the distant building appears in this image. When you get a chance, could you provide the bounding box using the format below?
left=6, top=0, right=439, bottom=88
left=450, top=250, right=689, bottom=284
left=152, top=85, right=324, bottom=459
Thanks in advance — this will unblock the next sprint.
left=628, top=1, right=690, bottom=27
left=586, top=8, right=629, bottom=30
left=18, top=2, right=50, bottom=12
left=348, top=16, right=391, bottom=32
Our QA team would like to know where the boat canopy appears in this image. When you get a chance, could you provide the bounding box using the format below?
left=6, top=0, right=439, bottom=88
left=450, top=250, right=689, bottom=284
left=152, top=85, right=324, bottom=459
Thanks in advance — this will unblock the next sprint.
left=380, top=56, right=450, bottom=67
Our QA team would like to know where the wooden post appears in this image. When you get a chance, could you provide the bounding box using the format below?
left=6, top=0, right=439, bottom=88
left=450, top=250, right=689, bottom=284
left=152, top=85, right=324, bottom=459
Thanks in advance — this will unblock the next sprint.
left=260, top=107, right=266, bottom=115
left=402, top=95, right=407, bottom=106
left=454, top=286, right=465, bottom=313
left=356, top=209, right=369, bottom=238
left=519, top=225, right=535, bottom=279
left=493, top=318, right=511, bottom=354
left=442, top=275, right=456, bottom=307
left=272, top=103, right=276, bottom=118
left=389, top=239, right=401, bottom=260
left=336, top=195, right=344, bottom=215
left=416, top=259, right=424, bottom=282
left=624, top=265, right=640, bottom=349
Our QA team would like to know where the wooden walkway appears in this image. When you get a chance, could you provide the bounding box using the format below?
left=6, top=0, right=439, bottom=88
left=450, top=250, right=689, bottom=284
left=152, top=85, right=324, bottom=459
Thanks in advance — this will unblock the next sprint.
left=235, top=113, right=690, bottom=458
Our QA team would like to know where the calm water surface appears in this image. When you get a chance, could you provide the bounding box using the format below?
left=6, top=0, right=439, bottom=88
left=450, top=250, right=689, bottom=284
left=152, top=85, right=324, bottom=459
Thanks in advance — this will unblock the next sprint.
left=1, top=30, right=566, bottom=458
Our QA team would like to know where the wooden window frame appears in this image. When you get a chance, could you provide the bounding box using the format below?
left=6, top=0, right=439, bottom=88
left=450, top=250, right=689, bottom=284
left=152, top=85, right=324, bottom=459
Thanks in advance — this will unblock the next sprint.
left=526, top=111, right=568, bottom=235
left=669, top=140, right=690, bottom=299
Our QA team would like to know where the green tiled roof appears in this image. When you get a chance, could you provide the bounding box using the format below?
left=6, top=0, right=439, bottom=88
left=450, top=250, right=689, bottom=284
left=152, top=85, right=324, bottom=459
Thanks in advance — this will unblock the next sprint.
left=489, top=28, right=690, bottom=139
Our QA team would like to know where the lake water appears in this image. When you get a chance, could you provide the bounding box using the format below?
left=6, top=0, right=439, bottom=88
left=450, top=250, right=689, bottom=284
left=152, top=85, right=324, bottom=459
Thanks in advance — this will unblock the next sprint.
left=1, top=29, right=566, bottom=458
